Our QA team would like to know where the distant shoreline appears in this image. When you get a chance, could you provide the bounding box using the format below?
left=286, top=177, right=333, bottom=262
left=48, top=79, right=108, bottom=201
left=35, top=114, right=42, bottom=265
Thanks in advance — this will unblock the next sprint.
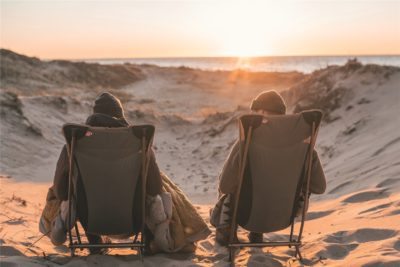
left=81, top=55, right=400, bottom=74
left=52, top=54, right=400, bottom=61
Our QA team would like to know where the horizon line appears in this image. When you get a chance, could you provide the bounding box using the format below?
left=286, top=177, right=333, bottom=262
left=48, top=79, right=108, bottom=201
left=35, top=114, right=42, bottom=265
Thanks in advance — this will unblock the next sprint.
left=59, top=54, right=400, bottom=62
left=2, top=48, right=400, bottom=61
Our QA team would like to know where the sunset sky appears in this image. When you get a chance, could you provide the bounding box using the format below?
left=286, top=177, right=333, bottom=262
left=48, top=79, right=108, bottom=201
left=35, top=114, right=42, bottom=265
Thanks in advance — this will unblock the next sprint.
left=1, top=0, right=399, bottom=59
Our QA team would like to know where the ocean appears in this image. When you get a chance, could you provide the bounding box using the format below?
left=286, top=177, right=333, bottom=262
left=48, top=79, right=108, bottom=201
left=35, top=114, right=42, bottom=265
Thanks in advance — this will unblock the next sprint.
left=86, top=55, right=400, bottom=74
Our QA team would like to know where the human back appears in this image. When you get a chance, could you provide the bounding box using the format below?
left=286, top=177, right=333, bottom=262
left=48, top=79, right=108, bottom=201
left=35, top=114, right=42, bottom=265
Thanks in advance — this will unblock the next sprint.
left=213, top=90, right=326, bottom=246
left=236, top=111, right=323, bottom=233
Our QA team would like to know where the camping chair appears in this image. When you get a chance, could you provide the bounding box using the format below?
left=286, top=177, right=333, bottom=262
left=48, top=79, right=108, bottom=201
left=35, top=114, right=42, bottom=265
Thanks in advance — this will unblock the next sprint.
left=228, top=110, right=323, bottom=264
left=62, top=123, right=155, bottom=260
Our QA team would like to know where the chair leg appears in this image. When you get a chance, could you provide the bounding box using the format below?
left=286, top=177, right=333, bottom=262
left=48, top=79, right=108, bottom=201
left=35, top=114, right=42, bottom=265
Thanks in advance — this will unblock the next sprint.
left=138, top=247, right=144, bottom=262
left=295, top=245, right=303, bottom=262
left=70, top=247, right=75, bottom=257
left=75, top=224, right=84, bottom=251
left=229, top=247, right=235, bottom=265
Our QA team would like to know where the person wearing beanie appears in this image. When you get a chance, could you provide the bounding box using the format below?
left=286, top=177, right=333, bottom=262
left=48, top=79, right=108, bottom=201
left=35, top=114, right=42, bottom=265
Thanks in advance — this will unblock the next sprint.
left=93, top=92, right=125, bottom=119
left=44, top=92, right=163, bottom=254
left=250, top=90, right=287, bottom=115
left=211, top=90, right=326, bottom=246
left=41, top=92, right=210, bottom=255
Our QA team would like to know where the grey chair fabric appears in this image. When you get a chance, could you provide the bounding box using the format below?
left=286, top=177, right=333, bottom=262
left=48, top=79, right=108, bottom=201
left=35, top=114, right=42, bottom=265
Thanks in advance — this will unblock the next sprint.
left=63, top=124, right=154, bottom=236
left=237, top=111, right=321, bottom=233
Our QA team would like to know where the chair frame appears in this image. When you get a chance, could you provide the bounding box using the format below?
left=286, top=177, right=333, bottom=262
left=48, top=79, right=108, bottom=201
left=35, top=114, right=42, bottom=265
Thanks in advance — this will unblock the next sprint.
left=63, top=124, right=154, bottom=260
left=228, top=115, right=319, bottom=264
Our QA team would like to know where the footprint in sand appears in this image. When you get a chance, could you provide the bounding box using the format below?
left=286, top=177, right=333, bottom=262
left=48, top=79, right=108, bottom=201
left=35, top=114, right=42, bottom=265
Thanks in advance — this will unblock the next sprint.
left=324, top=228, right=397, bottom=244
left=342, top=189, right=389, bottom=203
left=0, top=261, right=19, bottom=267
left=317, top=243, right=359, bottom=260
left=0, top=245, right=24, bottom=256
left=372, top=137, right=400, bottom=157
left=386, top=209, right=400, bottom=216
left=328, top=181, right=353, bottom=194
left=376, top=178, right=400, bottom=188
left=394, top=240, right=400, bottom=251
left=362, top=260, right=400, bottom=267
left=358, top=203, right=392, bottom=215
left=248, top=255, right=282, bottom=266
left=306, top=210, right=335, bottom=221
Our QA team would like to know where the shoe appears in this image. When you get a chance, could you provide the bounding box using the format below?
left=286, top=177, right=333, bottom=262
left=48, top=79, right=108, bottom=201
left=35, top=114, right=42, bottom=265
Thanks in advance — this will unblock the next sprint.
left=216, top=227, right=230, bottom=246
left=89, top=236, right=110, bottom=255
left=89, top=247, right=109, bottom=255
left=216, top=227, right=239, bottom=246
left=248, top=232, right=263, bottom=243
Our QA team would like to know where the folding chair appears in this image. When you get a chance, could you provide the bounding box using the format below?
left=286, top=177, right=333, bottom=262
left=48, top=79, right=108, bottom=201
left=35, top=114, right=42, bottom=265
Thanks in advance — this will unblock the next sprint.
left=228, top=110, right=323, bottom=264
left=62, top=123, right=155, bottom=260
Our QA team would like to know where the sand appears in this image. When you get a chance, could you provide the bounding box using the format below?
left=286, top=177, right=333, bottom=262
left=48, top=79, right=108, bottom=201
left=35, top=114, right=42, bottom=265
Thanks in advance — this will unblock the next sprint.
left=1, top=50, right=399, bottom=266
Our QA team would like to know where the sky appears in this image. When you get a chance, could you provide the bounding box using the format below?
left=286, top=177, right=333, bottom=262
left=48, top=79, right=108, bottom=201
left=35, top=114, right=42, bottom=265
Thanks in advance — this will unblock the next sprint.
left=1, top=0, right=400, bottom=59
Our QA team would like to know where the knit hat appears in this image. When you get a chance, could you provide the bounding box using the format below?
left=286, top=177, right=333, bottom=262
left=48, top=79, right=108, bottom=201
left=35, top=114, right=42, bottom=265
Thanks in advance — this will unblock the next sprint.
left=93, top=92, right=125, bottom=119
left=250, top=90, right=286, bottom=115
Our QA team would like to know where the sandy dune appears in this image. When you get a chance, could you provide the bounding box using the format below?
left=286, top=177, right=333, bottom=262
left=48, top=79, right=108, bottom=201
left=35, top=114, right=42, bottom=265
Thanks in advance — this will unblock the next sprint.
left=1, top=50, right=399, bottom=266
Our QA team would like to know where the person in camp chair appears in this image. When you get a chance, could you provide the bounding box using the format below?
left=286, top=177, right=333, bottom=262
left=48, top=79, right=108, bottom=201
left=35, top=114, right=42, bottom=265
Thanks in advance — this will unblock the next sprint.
left=211, top=90, right=326, bottom=246
left=40, top=92, right=210, bottom=255
left=40, top=92, right=163, bottom=254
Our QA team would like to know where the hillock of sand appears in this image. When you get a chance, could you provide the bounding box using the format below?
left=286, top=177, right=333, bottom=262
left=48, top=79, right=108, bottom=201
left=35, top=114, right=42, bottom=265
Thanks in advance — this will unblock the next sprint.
left=0, top=49, right=144, bottom=93
left=0, top=50, right=399, bottom=266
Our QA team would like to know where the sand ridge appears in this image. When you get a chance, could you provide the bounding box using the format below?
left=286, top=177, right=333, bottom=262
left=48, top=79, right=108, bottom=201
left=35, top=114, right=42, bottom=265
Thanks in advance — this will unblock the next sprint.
left=0, top=51, right=399, bottom=266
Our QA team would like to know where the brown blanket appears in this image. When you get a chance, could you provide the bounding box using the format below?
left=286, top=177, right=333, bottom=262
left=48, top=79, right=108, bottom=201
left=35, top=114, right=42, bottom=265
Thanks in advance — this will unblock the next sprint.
left=158, top=173, right=211, bottom=252
left=40, top=173, right=211, bottom=252
left=40, top=187, right=61, bottom=234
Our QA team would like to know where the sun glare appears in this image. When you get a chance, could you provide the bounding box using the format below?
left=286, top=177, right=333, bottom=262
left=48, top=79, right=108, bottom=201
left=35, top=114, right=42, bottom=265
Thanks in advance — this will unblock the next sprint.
left=235, top=57, right=252, bottom=70
left=200, top=1, right=284, bottom=57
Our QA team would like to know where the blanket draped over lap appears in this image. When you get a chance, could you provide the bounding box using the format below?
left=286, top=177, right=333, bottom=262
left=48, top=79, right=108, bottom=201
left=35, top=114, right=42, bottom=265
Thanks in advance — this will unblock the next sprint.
left=40, top=172, right=210, bottom=252
left=39, top=188, right=74, bottom=245
left=161, top=173, right=211, bottom=250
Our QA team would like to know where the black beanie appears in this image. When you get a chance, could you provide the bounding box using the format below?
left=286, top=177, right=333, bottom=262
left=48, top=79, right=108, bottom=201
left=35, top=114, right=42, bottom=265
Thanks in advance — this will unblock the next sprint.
left=250, top=90, right=286, bottom=115
left=93, top=92, right=125, bottom=119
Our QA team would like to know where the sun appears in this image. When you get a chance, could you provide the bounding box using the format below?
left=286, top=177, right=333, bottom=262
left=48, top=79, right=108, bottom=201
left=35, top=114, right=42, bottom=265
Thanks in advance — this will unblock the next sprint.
left=201, top=1, right=277, bottom=58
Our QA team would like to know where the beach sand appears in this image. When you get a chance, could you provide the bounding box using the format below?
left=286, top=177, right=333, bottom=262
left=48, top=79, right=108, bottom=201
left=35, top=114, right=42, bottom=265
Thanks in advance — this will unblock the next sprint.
left=1, top=50, right=399, bottom=266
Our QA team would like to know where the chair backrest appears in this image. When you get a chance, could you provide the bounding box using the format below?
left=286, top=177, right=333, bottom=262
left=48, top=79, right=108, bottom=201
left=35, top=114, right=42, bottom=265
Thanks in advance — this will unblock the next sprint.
left=236, top=110, right=322, bottom=233
left=63, top=124, right=155, bottom=235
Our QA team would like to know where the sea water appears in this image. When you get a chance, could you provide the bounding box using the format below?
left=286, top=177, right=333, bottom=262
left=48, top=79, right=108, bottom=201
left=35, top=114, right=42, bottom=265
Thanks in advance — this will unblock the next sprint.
left=87, top=55, right=400, bottom=74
